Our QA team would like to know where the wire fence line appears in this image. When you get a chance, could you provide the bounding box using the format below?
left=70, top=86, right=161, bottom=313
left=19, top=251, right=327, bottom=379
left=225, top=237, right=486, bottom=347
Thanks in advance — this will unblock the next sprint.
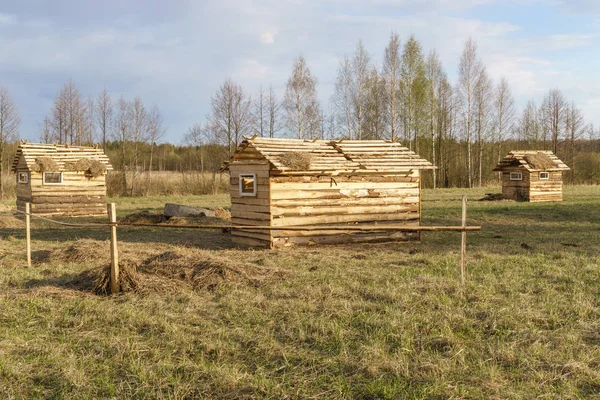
left=3, top=199, right=480, bottom=296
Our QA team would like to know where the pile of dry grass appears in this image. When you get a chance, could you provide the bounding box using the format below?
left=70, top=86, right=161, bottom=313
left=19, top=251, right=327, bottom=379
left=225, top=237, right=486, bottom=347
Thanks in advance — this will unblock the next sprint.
left=64, top=159, right=107, bottom=177
left=50, top=239, right=108, bottom=263
left=31, top=157, right=59, bottom=172
left=90, top=262, right=139, bottom=295
left=280, top=151, right=312, bottom=170
left=524, top=153, right=556, bottom=170
left=138, top=250, right=279, bottom=291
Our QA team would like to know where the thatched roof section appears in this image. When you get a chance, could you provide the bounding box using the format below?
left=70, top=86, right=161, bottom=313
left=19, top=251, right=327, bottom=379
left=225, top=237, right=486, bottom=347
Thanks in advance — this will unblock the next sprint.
left=493, top=151, right=570, bottom=172
left=229, top=137, right=434, bottom=175
left=11, top=143, right=113, bottom=173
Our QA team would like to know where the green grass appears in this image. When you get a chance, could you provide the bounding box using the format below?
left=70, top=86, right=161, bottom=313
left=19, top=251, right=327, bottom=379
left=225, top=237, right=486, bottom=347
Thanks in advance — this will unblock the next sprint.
left=1, top=186, right=600, bottom=399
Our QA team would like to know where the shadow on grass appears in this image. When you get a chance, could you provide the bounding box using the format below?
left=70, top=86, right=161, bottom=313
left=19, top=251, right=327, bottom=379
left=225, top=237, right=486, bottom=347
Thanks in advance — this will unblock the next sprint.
left=22, top=270, right=97, bottom=293
left=3, top=226, right=236, bottom=250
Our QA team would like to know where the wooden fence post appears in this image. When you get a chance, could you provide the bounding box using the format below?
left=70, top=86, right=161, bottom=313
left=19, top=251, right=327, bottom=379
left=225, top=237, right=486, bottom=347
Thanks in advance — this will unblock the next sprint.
left=25, top=202, right=31, bottom=267
left=108, top=203, right=119, bottom=294
left=460, top=196, right=467, bottom=292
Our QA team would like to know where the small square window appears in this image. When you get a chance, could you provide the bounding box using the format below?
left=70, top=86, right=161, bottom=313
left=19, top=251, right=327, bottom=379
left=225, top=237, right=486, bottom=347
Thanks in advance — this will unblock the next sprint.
left=539, top=172, right=549, bottom=180
left=17, top=172, right=28, bottom=184
left=43, top=172, right=63, bottom=185
left=509, top=172, right=522, bottom=181
left=239, top=174, right=257, bottom=196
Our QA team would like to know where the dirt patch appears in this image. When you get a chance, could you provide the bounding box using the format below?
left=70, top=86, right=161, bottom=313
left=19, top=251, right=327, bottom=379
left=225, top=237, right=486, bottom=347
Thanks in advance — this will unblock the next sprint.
left=479, top=193, right=504, bottom=201
left=120, top=211, right=165, bottom=224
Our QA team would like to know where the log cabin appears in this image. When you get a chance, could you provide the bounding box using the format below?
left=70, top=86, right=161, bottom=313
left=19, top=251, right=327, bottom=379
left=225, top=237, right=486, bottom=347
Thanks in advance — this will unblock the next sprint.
left=493, top=151, right=570, bottom=202
left=11, top=142, right=113, bottom=216
left=226, top=137, right=435, bottom=248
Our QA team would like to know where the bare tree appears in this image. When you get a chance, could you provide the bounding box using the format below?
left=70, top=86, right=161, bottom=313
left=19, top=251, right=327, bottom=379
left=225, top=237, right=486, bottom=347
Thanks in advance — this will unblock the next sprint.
left=350, top=40, right=371, bottom=140
left=493, top=77, right=515, bottom=172
left=130, top=97, right=148, bottom=195
left=283, top=55, right=321, bottom=139
left=474, top=66, right=493, bottom=187
left=209, top=78, right=253, bottom=155
left=96, top=88, right=113, bottom=151
left=425, top=50, right=443, bottom=188
left=518, top=100, right=541, bottom=144
left=457, top=38, right=482, bottom=188
left=541, top=88, right=566, bottom=154
left=146, top=105, right=166, bottom=195
left=267, top=85, right=282, bottom=138
left=253, top=86, right=266, bottom=137
left=0, top=85, right=20, bottom=199
left=333, top=55, right=353, bottom=138
left=114, top=96, right=132, bottom=195
left=564, top=101, right=584, bottom=182
left=383, top=32, right=401, bottom=141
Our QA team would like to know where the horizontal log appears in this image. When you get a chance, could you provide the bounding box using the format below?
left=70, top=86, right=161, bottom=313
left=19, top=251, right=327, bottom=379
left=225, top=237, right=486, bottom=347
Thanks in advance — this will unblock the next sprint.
left=271, top=196, right=420, bottom=208
left=272, top=231, right=418, bottom=247
left=270, top=181, right=419, bottom=190
left=271, top=204, right=419, bottom=217
left=271, top=188, right=419, bottom=200
left=116, top=222, right=482, bottom=232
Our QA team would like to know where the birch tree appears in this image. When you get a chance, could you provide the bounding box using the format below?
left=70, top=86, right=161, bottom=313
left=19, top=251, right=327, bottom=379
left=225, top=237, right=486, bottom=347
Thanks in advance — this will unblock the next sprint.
left=383, top=32, right=401, bottom=141
left=400, top=35, right=427, bottom=151
left=146, top=105, right=166, bottom=194
left=96, top=88, right=113, bottom=151
left=283, top=55, right=320, bottom=139
left=493, top=77, right=515, bottom=168
left=114, top=96, right=131, bottom=195
left=457, top=38, right=482, bottom=188
left=209, top=79, right=253, bottom=155
left=474, top=66, right=493, bottom=186
left=267, top=85, right=282, bottom=138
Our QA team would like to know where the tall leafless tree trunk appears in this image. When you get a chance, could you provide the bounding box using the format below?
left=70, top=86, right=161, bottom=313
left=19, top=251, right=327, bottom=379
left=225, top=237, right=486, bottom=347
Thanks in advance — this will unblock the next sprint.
left=96, top=88, right=113, bottom=151
left=383, top=32, right=401, bottom=141
left=457, top=38, right=482, bottom=188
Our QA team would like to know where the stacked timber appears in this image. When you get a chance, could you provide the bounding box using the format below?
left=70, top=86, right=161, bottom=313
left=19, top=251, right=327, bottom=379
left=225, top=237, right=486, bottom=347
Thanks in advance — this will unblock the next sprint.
left=227, top=137, right=435, bottom=248
left=11, top=143, right=113, bottom=216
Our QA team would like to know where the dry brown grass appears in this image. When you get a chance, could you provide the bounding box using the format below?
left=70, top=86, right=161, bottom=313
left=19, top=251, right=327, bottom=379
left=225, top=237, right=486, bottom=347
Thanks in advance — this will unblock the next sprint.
left=64, top=159, right=107, bottom=177
left=280, top=151, right=313, bottom=170
left=524, top=152, right=556, bottom=169
left=31, top=157, right=59, bottom=172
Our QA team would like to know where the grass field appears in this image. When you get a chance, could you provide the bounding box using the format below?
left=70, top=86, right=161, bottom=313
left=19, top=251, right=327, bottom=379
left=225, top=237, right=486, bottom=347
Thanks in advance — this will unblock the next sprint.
left=1, top=186, right=600, bottom=399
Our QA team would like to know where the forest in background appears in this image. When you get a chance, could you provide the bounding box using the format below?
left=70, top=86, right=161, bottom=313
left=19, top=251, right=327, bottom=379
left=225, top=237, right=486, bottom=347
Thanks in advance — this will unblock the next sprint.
left=0, top=35, right=599, bottom=199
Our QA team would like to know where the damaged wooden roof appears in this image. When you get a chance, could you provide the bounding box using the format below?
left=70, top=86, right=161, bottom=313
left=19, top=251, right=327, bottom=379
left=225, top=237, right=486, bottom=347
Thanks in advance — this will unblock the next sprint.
left=11, top=142, right=113, bottom=173
left=229, top=137, right=435, bottom=175
left=493, top=151, right=570, bottom=172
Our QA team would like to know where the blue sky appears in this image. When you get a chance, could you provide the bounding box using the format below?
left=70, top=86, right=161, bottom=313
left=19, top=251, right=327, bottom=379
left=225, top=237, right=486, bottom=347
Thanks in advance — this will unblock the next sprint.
left=1, top=0, right=598, bottom=142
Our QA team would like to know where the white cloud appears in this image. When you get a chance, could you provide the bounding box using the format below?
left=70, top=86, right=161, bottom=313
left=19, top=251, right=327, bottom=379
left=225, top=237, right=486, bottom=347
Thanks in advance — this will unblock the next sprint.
left=234, top=59, right=269, bottom=80
left=260, top=29, right=278, bottom=44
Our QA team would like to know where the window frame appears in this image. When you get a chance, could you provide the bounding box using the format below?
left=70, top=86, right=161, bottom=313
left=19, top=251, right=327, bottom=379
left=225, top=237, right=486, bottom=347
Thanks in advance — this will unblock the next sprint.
left=239, top=173, right=257, bottom=197
left=509, top=172, right=523, bottom=181
left=17, top=172, right=29, bottom=184
left=539, top=172, right=550, bottom=180
left=43, top=172, right=63, bottom=185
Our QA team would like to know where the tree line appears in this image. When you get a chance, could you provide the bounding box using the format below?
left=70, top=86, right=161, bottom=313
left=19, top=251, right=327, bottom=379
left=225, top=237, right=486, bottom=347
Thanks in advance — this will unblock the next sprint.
left=199, top=35, right=598, bottom=187
left=1, top=34, right=599, bottom=199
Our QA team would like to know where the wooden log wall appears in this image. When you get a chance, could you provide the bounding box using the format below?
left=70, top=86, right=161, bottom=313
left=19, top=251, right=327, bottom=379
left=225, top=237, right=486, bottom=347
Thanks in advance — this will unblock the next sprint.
left=501, top=169, right=563, bottom=202
left=229, top=162, right=272, bottom=248
left=16, top=171, right=108, bottom=216
left=501, top=169, right=530, bottom=201
left=269, top=171, right=421, bottom=248
left=528, top=171, right=563, bottom=202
